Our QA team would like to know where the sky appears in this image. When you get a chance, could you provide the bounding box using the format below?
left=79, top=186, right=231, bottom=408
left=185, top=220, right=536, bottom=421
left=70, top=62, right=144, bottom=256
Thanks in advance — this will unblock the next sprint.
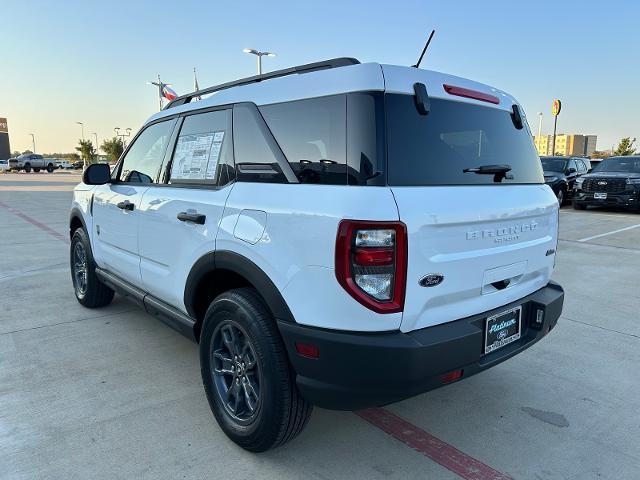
left=1, top=0, right=639, bottom=154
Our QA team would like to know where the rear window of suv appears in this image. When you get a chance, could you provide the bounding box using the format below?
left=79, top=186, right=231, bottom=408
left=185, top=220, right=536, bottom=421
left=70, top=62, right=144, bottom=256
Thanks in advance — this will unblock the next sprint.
left=386, top=95, right=543, bottom=186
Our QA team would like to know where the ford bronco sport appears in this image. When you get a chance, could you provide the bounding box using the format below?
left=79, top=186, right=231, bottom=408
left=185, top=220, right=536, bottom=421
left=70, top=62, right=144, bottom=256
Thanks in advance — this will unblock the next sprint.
left=69, top=58, right=564, bottom=451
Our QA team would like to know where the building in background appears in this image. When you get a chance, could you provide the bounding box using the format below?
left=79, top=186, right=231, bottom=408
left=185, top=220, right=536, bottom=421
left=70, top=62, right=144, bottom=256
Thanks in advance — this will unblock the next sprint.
left=533, top=134, right=598, bottom=157
left=0, top=118, right=10, bottom=160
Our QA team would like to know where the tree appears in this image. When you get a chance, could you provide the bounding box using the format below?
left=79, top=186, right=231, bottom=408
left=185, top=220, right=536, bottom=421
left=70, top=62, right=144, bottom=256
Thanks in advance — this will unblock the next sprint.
left=11, top=150, right=21, bottom=157
left=613, top=137, right=637, bottom=156
left=591, top=150, right=610, bottom=159
left=21, top=150, right=33, bottom=154
left=75, top=139, right=96, bottom=166
left=101, top=136, right=125, bottom=163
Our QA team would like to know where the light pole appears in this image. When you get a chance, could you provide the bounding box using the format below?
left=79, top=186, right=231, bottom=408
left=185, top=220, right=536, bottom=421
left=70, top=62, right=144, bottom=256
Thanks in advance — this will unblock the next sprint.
left=537, top=113, right=543, bottom=154
left=92, top=133, right=99, bottom=153
left=29, top=133, right=36, bottom=153
left=75, top=121, right=84, bottom=141
left=242, top=48, right=276, bottom=75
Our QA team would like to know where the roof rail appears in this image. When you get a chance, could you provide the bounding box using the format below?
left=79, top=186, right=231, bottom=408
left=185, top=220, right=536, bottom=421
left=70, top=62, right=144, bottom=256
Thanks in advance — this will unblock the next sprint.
left=164, top=57, right=360, bottom=109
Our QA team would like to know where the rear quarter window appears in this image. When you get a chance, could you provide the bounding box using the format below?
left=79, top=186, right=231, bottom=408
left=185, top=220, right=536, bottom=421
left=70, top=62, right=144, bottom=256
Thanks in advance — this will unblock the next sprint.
left=386, top=95, right=543, bottom=186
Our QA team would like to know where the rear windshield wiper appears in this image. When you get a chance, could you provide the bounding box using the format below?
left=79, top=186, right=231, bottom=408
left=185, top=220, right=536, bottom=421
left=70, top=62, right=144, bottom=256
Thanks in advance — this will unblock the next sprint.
left=463, top=164, right=513, bottom=182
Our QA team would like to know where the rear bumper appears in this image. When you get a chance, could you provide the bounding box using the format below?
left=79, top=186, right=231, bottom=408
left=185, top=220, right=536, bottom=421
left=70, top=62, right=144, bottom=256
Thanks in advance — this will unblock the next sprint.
left=573, top=191, right=640, bottom=209
left=279, top=281, right=564, bottom=410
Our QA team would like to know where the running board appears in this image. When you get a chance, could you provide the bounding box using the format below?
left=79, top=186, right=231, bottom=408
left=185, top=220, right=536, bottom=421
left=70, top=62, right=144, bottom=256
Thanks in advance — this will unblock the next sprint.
left=95, top=268, right=197, bottom=342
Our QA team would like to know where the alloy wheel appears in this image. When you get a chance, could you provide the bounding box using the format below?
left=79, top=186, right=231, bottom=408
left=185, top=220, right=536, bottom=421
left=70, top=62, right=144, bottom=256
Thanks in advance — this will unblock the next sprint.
left=73, top=242, right=88, bottom=295
left=211, top=320, right=262, bottom=424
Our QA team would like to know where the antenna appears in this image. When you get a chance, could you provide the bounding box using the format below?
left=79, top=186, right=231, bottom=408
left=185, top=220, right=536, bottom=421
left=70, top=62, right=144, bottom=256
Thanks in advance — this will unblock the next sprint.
left=412, top=29, right=436, bottom=68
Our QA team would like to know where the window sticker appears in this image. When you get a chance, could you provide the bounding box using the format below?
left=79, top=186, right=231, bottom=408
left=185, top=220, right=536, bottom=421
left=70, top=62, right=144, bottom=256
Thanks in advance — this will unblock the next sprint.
left=171, top=131, right=225, bottom=181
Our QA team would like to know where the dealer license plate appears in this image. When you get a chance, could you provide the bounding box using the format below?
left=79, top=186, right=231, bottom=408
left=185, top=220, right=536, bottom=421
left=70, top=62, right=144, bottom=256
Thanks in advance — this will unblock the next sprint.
left=484, top=306, right=522, bottom=354
left=594, top=192, right=607, bottom=200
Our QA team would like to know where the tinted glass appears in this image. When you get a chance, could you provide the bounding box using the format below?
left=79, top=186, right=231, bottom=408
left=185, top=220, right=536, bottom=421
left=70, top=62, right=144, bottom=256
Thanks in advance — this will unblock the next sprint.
left=567, top=159, right=577, bottom=172
left=347, top=92, right=386, bottom=186
left=260, top=95, right=347, bottom=185
left=592, top=157, right=640, bottom=173
left=119, top=120, right=176, bottom=183
left=576, top=159, right=587, bottom=173
left=541, top=157, right=566, bottom=172
left=233, top=104, right=288, bottom=183
left=386, top=95, right=544, bottom=185
left=169, top=109, right=233, bottom=185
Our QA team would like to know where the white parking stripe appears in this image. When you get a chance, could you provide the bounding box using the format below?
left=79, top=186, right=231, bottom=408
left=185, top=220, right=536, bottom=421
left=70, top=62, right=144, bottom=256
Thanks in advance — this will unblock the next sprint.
left=578, top=223, right=640, bottom=242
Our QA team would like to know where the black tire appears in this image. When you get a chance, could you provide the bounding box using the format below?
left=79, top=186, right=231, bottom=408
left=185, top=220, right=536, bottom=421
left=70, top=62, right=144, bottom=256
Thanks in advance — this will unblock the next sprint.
left=556, top=188, right=565, bottom=206
left=573, top=201, right=586, bottom=210
left=70, top=228, right=114, bottom=308
left=24, top=163, right=31, bottom=173
left=33, top=168, right=40, bottom=173
left=200, top=288, right=312, bottom=452
left=46, top=163, right=54, bottom=173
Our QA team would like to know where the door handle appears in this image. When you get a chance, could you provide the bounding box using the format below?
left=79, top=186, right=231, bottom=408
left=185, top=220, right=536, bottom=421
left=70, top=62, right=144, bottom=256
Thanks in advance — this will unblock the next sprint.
left=116, top=200, right=134, bottom=211
left=177, top=212, right=206, bottom=225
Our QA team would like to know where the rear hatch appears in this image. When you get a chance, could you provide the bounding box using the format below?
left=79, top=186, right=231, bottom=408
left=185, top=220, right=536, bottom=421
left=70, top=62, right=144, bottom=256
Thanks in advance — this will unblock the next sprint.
left=382, top=68, right=558, bottom=333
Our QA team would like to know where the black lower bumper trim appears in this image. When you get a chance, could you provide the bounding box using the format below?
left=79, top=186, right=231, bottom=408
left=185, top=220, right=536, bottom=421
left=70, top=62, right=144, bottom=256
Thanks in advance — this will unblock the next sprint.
left=278, top=282, right=564, bottom=410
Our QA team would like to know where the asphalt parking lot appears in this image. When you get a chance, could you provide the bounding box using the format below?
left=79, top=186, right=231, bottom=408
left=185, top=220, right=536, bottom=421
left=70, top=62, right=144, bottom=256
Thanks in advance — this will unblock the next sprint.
left=1, top=172, right=639, bottom=480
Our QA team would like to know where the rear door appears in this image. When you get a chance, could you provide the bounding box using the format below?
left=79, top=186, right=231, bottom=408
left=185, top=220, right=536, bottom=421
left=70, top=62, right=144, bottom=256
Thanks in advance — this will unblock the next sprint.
left=384, top=93, right=558, bottom=333
left=92, top=119, right=177, bottom=285
left=138, top=108, right=235, bottom=311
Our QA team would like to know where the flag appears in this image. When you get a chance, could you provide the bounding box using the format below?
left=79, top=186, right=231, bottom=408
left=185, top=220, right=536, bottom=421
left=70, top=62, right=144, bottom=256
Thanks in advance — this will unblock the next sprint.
left=162, top=85, right=177, bottom=101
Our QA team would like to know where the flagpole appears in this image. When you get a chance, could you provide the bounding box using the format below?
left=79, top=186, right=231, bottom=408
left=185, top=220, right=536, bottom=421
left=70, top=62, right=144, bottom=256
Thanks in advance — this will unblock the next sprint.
left=158, top=74, right=163, bottom=111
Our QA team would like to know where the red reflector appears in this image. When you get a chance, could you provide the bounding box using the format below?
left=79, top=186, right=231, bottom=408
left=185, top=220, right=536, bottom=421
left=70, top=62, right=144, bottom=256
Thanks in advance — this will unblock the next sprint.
left=295, top=342, right=320, bottom=359
left=441, top=369, right=463, bottom=384
left=354, top=247, right=394, bottom=266
left=443, top=84, right=500, bottom=105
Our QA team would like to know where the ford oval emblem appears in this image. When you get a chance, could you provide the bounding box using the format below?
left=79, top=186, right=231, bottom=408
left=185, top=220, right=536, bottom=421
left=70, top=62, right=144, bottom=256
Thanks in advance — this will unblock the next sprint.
left=419, top=274, right=444, bottom=287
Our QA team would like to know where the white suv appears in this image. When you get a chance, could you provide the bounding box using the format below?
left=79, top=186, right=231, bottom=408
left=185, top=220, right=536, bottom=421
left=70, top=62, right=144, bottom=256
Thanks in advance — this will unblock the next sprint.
left=69, top=58, right=564, bottom=451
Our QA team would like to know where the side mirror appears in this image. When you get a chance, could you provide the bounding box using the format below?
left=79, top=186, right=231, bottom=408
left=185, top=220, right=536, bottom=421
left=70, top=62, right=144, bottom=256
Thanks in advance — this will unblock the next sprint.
left=567, top=167, right=577, bottom=174
left=83, top=163, right=111, bottom=185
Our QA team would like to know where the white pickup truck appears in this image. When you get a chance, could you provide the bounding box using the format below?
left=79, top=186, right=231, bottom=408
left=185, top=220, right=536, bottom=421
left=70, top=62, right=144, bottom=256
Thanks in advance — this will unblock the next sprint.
left=8, top=154, right=57, bottom=173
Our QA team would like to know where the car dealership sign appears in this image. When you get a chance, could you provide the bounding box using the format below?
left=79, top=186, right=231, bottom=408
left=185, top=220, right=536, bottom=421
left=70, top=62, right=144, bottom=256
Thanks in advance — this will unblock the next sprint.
left=0, top=118, right=7, bottom=134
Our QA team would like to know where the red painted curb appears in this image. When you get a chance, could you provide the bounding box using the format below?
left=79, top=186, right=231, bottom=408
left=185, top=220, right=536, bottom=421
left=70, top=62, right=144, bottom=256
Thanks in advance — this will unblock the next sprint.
left=0, top=201, right=69, bottom=244
left=356, top=408, right=513, bottom=480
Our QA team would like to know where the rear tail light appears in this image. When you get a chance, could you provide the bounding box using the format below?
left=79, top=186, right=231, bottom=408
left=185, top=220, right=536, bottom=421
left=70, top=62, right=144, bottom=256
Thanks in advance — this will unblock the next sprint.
left=443, top=84, right=500, bottom=105
left=335, top=220, right=407, bottom=313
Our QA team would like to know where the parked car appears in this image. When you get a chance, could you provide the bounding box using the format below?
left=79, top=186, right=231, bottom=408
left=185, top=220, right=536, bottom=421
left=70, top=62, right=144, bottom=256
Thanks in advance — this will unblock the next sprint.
left=540, top=156, right=590, bottom=205
left=55, top=160, right=74, bottom=169
left=573, top=155, right=640, bottom=210
left=0, top=160, right=9, bottom=172
left=8, top=153, right=57, bottom=172
left=69, top=57, right=564, bottom=451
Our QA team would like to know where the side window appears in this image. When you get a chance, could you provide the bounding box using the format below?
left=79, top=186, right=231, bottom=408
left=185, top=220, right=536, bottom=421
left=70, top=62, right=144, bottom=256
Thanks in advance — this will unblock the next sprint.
left=260, top=96, right=347, bottom=185
left=233, top=104, right=288, bottom=183
left=118, top=120, right=176, bottom=183
left=168, top=109, right=233, bottom=185
left=347, top=92, right=385, bottom=186
left=567, top=159, right=577, bottom=173
left=576, top=159, right=586, bottom=173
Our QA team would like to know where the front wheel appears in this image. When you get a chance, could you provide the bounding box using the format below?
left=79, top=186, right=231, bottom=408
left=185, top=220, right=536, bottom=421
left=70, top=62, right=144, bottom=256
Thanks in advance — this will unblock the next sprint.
left=70, top=228, right=114, bottom=307
left=556, top=188, right=565, bottom=206
left=46, top=164, right=55, bottom=173
left=200, top=288, right=312, bottom=452
left=33, top=168, right=40, bottom=173
left=24, top=163, right=31, bottom=173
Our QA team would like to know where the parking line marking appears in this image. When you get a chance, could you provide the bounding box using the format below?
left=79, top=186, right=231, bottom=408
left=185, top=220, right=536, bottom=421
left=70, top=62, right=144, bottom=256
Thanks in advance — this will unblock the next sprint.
left=577, top=223, right=640, bottom=242
left=356, top=408, right=513, bottom=480
left=0, top=201, right=69, bottom=244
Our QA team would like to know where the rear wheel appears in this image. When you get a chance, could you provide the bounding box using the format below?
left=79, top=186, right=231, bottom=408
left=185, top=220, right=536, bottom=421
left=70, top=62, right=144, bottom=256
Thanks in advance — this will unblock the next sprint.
left=24, top=163, right=31, bottom=173
left=70, top=228, right=114, bottom=307
left=46, top=163, right=55, bottom=173
left=200, top=288, right=312, bottom=452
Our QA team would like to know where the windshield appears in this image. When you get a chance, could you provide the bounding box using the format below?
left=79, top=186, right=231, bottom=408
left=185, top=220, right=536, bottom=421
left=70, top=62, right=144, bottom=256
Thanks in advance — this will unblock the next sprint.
left=386, top=95, right=543, bottom=186
left=541, top=157, right=566, bottom=173
left=591, top=157, right=640, bottom=173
